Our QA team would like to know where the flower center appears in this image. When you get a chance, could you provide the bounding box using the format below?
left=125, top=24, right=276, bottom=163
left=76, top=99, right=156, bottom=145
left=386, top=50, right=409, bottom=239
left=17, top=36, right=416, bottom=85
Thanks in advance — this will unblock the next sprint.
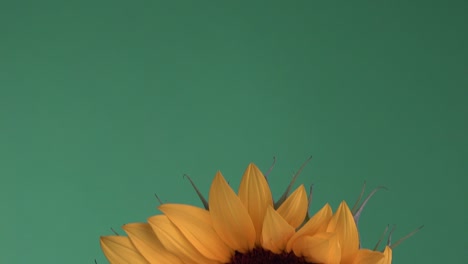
left=228, top=247, right=315, bottom=264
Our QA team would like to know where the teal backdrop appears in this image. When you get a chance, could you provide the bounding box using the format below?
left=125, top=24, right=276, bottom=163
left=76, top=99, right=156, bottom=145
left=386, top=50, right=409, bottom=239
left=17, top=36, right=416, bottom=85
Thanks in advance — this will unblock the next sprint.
left=1, top=1, right=466, bottom=263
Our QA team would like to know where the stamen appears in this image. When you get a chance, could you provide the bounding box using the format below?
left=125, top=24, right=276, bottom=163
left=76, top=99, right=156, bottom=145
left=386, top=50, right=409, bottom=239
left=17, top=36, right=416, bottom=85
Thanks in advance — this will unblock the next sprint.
left=183, top=174, right=209, bottom=210
left=353, top=185, right=388, bottom=225
left=229, top=247, right=311, bottom=264
left=111, top=227, right=120, bottom=236
left=274, top=156, right=313, bottom=208
left=373, top=224, right=389, bottom=251
left=390, top=225, right=424, bottom=249
left=154, top=194, right=164, bottom=205
left=264, top=156, right=277, bottom=180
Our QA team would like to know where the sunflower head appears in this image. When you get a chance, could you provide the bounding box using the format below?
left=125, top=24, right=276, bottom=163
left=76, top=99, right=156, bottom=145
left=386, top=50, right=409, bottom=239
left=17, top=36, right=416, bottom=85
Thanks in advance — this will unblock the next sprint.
left=100, top=160, right=421, bottom=264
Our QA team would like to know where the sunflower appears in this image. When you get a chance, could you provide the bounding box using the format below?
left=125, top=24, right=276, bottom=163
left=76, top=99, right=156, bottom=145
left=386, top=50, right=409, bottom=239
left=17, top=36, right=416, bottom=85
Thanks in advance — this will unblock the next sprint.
left=100, top=161, right=420, bottom=264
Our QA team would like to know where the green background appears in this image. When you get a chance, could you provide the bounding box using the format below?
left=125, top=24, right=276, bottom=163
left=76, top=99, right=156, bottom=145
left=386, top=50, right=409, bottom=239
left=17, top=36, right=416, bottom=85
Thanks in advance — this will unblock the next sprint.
left=1, top=1, right=466, bottom=263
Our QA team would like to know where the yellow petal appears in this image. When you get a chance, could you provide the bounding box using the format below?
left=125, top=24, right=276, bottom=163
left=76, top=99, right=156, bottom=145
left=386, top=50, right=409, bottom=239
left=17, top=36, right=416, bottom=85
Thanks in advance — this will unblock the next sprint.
left=327, top=201, right=360, bottom=263
left=148, top=215, right=219, bottom=264
left=261, top=206, right=295, bottom=254
left=209, top=171, right=256, bottom=253
left=122, top=223, right=183, bottom=264
left=286, top=203, right=332, bottom=252
left=158, top=203, right=233, bottom=262
left=100, top=236, right=149, bottom=264
left=276, top=184, right=308, bottom=229
left=238, top=163, right=274, bottom=245
left=349, top=249, right=384, bottom=264
left=292, top=232, right=341, bottom=264
left=378, top=246, right=392, bottom=264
